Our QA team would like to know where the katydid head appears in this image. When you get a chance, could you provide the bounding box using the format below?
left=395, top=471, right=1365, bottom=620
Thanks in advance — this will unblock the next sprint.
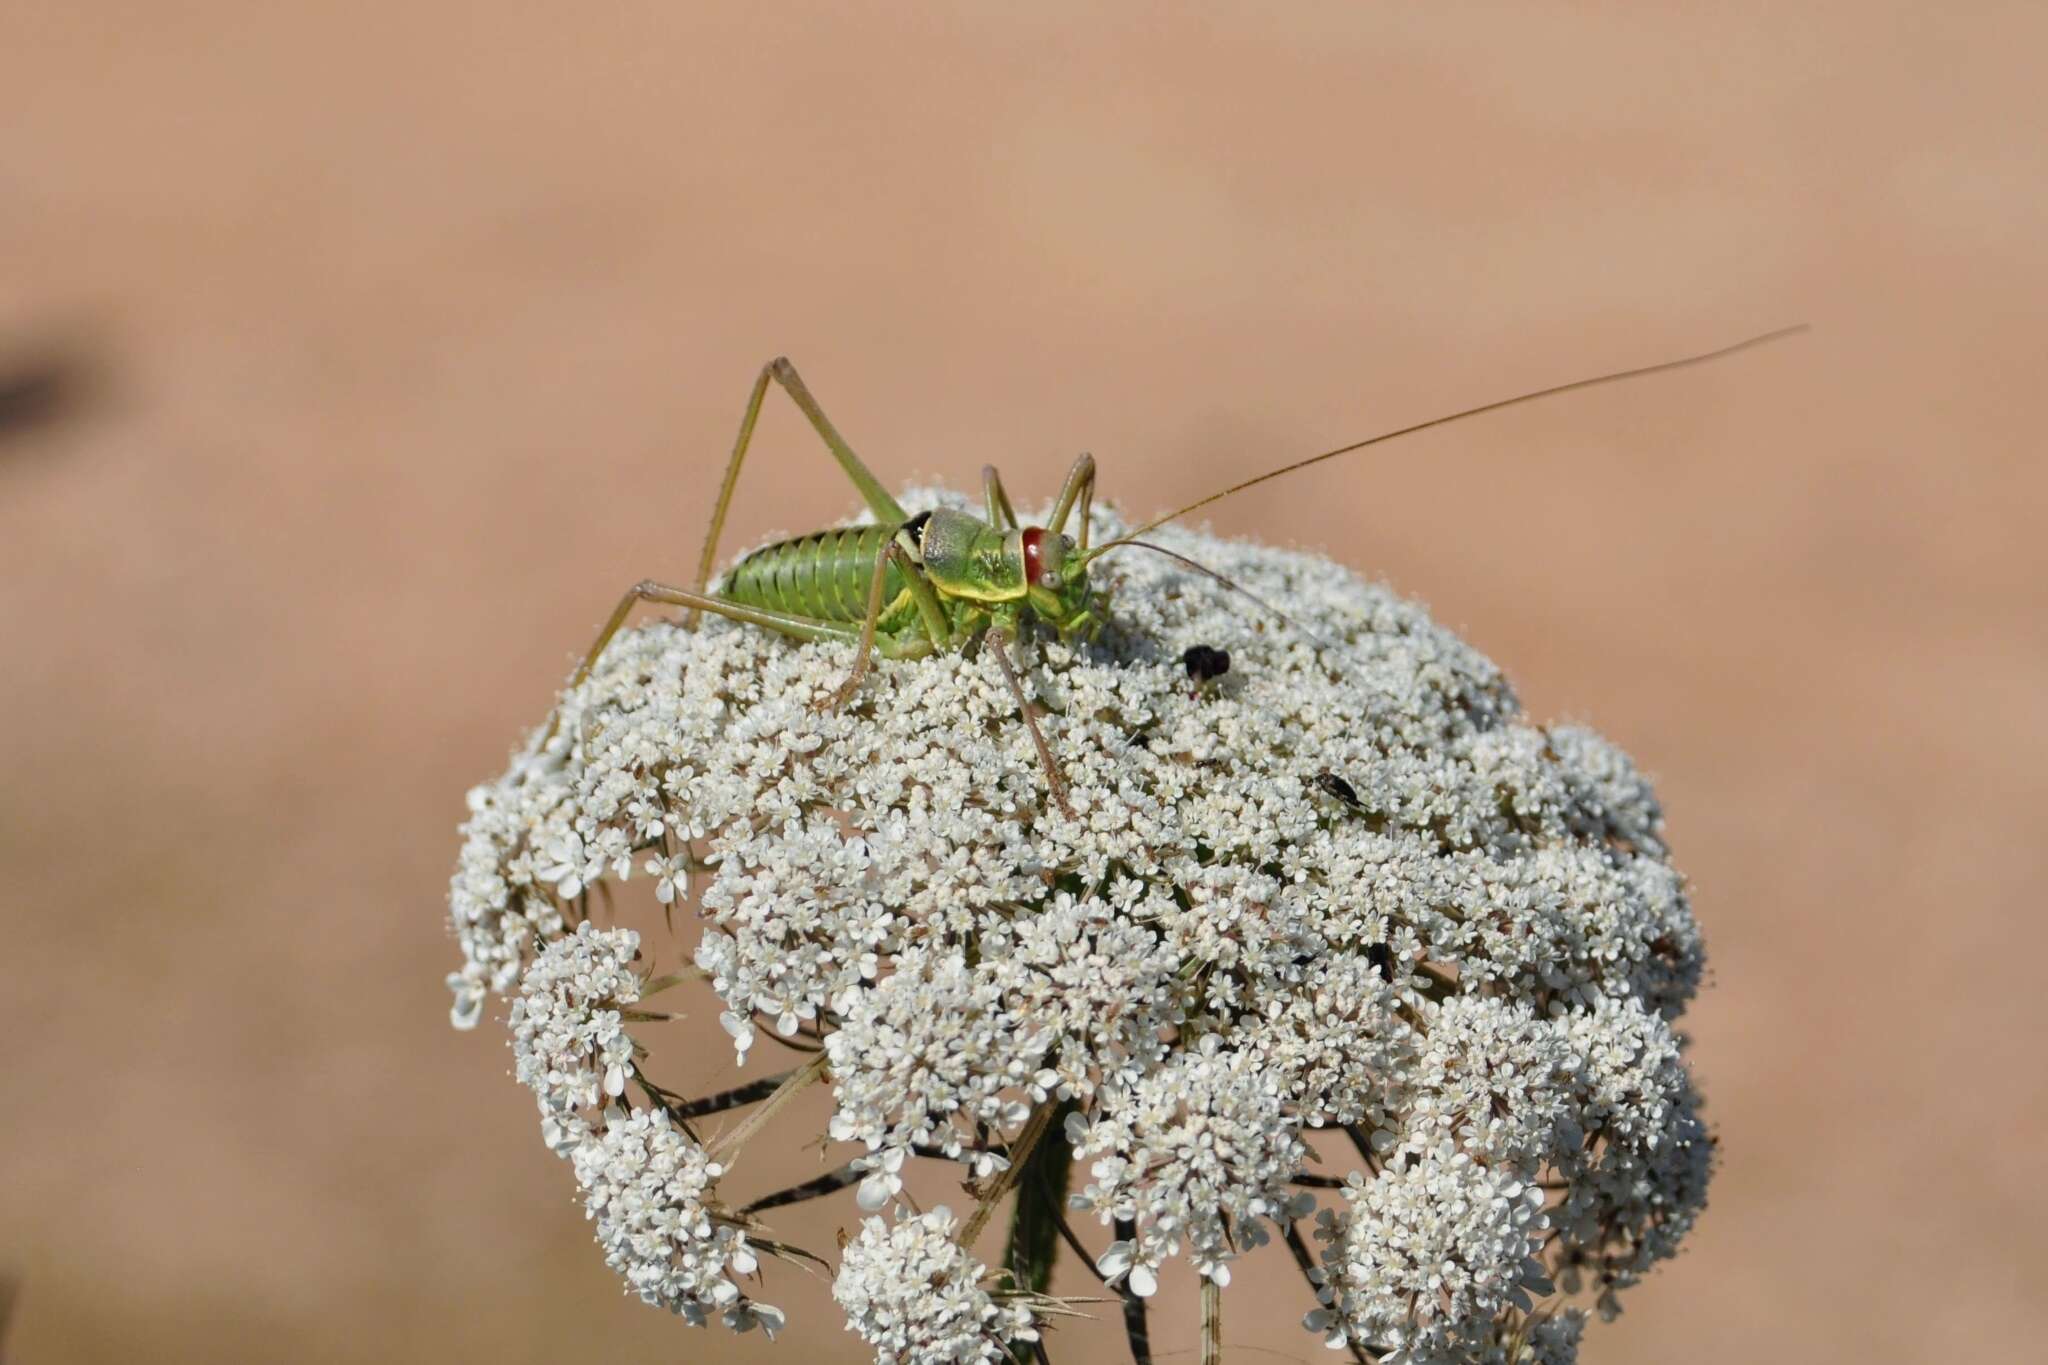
left=909, top=504, right=1095, bottom=629
left=910, top=507, right=1091, bottom=622
left=1019, top=450, right=1098, bottom=626
left=1020, top=524, right=1090, bottom=621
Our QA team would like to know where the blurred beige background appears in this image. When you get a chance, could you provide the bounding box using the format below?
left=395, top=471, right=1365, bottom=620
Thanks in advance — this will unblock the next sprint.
left=3, top=3, right=2043, bottom=1362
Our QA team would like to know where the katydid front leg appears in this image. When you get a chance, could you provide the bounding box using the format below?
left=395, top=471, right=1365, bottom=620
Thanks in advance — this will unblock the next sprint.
left=984, top=625, right=1073, bottom=817
left=983, top=464, right=1020, bottom=530
left=815, top=540, right=949, bottom=712
left=1044, top=452, right=1095, bottom=548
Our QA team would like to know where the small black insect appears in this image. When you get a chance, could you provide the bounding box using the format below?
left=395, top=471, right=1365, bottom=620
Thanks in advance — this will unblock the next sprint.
left=1182, top=644, right=1231, bottom=693
left=1313, top=770, right=1360, bottom=807
left=1365, top=941, right=1397, bottom=983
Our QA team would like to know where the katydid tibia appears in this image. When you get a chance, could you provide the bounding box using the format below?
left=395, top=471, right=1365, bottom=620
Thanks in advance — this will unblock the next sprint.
left=556, top=330, right=1803, bottom=814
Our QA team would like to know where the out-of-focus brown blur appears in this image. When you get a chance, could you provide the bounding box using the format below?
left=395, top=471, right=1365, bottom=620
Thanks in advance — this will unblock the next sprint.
left=3, top=4, right=2042, bottom=1362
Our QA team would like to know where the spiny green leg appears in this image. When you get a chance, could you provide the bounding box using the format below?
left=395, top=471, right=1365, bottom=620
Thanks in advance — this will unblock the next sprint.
left=690, top=357, right=909, bottom=622
left=1057, top=607, right=1102, bottom=643
left=689, top=364, right=770, bottom=619
left=983, top=464, right=1020, bottom=529
left=985, top=625, right=1073, bottom=816
left=1044, top=452, right=1095, bottom=546
left=817, top=541, right=948, bottom=711
left=542, top=580, right=867, bottom=747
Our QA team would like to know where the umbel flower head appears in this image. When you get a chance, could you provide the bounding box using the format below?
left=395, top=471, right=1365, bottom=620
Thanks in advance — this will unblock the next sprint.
left=834, top=1208, right=1040, bottom=1363
left=446, top=490, right=1712, bottom=1364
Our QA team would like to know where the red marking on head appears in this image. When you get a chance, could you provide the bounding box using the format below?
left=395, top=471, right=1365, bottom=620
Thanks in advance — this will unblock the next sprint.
left=1021, top=526, right=1045, bottom=586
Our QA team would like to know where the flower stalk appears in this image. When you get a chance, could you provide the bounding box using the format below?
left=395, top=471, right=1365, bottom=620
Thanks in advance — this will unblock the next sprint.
left=1001, top=1101, right=1076, bottom=1361
left=1001, top=1101, right=1075, bottom=1295
left=710, top=1053, right=828, bottom=1166
left=960, top=1100, right=1059, bottom=1249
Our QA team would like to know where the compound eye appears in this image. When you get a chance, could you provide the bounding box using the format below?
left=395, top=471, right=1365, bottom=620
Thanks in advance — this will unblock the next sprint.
left=1020, top=526, right=1047, bottom=585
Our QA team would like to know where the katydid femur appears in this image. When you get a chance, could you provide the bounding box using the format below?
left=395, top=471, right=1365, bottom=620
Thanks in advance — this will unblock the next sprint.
left=558, top=329, right=1804, bottom=813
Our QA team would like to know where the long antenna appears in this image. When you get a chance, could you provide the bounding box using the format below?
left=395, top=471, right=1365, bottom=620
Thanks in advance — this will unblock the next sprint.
left=1108, top=539, right=1340, bottom=653
left=1087, top=323, right=1807, bottom=555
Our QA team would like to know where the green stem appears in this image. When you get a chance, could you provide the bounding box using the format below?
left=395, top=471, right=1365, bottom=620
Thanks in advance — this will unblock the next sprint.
left=1002, top=1102, right=1074, bottom=1291
left=1002, top=1100, right=1075, bottom=1357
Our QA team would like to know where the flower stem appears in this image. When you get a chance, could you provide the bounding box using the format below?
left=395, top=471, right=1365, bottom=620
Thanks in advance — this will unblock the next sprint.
left=736, top=1161, right=862, bottom=1216
left=1200, top=1279, right=1221, bottom=1365
left=664, top=1070, right=792, bottom=1120
left=1002, top=1100, right=1075, bottom=1294
left=959, top=1101, right=1059, bottom=1249
left=1001, top=1102, right=1074, bottom=1365
left=709, top=1053, right=828, bottom=1166
left=1113, top=1217, right=1152, bottom=1365
left=639, top=966, right=709, bottom=997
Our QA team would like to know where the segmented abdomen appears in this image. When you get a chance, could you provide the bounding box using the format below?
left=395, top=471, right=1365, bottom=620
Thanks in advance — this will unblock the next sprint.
left=719, top=524, right=904, bottom=623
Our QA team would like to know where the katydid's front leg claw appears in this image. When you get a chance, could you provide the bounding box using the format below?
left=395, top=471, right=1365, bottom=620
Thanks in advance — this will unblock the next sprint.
left=814, top=677, right=863, bottom=713
left=1044, top=769, right=1075, bottom=819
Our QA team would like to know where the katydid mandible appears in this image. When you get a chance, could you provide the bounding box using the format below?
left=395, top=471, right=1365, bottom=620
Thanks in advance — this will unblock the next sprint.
left=558, top=330, right=1804, bottom=813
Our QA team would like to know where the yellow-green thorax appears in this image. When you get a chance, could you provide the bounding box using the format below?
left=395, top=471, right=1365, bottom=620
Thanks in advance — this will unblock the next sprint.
left=913, top=507, right=1094, bottom=630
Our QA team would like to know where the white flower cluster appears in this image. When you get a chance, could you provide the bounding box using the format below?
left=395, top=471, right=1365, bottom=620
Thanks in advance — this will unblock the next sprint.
left=982, top=890, right=1181, bottom=1102
left=509, top=921, right=641, bottom=1117
left=833, top=1208, right=1037, bottom=1364
left=1244, top=950, right=1411, bottom=1129
left=1307, top=1148, right=1551, bottom=1360
left=446, top=489, right=1714, bottom=1361
left=500, top=926, right=783, bottom=1332
left=825, top=945, right=1037, bottom=1201
left=1399, top=995, right=1573, bottom=1172
left=1070, top=1034, right=1310, bottom=1291
left=1552, top=998, right=1713, bottom=1315
left=571, top=1108, right=780, bottom=1335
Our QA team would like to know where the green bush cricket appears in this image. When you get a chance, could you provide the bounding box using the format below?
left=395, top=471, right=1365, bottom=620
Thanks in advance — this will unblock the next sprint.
left=556, top=331, right=1802, bottom=813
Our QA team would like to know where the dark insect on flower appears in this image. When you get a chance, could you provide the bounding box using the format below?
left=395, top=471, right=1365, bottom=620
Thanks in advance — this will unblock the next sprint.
left=1313, top=770, right=1360, bottom=807
left=1365, top=941, right=1397, bottom=983
left=1182, top=644, right=1231, bottom=691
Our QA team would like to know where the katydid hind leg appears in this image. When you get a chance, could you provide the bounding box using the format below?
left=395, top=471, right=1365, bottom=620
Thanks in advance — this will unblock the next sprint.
left=690, top=357, right=909, bottom=620
left=690, top=365, right=772, bottom=619
left=572, top=580, right=861, bottom=693
left=540, top=579, right=867, bottom=747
